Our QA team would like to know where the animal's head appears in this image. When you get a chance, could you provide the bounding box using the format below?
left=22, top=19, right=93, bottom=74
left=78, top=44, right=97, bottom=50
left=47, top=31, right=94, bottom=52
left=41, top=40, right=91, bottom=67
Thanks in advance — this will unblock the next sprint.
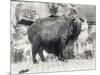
left=69, top=17, right=85, bottom=40
left=72, top=17, right=88, bottom=31
left=59, top=16, right=85, bottom=45
left=71, top=17, right=85, bottom=29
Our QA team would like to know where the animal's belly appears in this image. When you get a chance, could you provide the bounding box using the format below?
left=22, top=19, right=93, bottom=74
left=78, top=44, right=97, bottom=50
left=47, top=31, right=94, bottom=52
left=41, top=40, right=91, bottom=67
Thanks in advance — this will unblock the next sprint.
left=42, top=44, right=55, bottom=53
left=41, top=41, right=59, bottom=54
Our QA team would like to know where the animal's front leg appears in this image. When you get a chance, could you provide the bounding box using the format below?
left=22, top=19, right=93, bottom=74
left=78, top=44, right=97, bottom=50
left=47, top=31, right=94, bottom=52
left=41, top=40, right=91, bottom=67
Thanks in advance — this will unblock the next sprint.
left=58, top=52, right=64, bottom=61
left=58, top=38, right=67, bottom=61
left=58, top=51, right=68, bottom=62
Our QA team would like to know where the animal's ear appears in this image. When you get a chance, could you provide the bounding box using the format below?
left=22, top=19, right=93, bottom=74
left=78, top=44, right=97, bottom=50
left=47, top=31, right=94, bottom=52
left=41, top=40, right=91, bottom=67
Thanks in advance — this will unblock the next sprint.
left=79, top=18, right=84, bottom=22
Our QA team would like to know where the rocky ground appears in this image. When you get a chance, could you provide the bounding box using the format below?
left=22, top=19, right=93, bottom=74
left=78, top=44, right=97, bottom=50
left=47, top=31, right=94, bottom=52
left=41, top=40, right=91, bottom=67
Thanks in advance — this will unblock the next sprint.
left=11, top=58, right=95, bottom=74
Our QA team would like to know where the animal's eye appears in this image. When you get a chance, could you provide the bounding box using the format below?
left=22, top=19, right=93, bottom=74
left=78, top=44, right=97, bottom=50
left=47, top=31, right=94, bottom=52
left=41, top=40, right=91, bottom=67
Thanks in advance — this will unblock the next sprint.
left=72, top=18, right=76, bottom=22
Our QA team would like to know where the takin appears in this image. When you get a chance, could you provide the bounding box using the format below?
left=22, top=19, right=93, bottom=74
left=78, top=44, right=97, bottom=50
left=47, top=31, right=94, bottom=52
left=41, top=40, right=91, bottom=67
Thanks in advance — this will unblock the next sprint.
left=27, top=16, right=84, bottom=64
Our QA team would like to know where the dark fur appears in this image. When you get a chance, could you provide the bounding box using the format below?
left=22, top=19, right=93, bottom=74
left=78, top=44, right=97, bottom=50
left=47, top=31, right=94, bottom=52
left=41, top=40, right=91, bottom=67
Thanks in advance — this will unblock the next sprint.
left=27, top=16, right=82, bottom=63
left=17, top=19, right=34, bottom=26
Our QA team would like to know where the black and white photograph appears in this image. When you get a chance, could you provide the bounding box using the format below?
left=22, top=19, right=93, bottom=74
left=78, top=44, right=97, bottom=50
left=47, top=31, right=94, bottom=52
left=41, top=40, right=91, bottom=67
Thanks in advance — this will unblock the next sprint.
left=10, top=0, right=96, bottom=74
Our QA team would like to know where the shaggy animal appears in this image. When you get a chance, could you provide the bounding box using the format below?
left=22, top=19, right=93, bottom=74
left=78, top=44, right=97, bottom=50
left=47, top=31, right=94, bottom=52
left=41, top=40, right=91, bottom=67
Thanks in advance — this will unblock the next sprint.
left=27, top=16, right=84, bottom=64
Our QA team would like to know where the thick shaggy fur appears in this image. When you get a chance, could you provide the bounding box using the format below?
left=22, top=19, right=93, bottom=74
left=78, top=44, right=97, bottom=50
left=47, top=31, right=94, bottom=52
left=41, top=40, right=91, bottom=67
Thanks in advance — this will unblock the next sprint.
left=27, top=16, right=83, bottom=63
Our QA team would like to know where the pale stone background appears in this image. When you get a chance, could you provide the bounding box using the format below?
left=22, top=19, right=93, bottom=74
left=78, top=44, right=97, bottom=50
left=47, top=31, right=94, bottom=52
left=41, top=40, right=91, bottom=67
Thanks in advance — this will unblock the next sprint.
left=10, top=1, right=96, bottom=74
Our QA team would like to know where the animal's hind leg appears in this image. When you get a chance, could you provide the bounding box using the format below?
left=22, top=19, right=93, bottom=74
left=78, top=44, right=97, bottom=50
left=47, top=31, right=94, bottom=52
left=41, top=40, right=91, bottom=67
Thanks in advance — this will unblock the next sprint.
left=38, top=47, right=46, bottom=62
left=32, top=46, right=38, bottom=64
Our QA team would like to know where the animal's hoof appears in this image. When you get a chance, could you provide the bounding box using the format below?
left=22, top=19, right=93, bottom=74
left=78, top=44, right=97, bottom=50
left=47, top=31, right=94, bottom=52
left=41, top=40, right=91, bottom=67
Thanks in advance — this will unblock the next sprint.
left=33, top=60, right=38, bottom=64
left=58, top=57, right=68, bottom=62
left=41, top=59, right=46, bottom=62
left=34, top=62, right=38, bottom=64
left=58, top=58, right=64, bottom=61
